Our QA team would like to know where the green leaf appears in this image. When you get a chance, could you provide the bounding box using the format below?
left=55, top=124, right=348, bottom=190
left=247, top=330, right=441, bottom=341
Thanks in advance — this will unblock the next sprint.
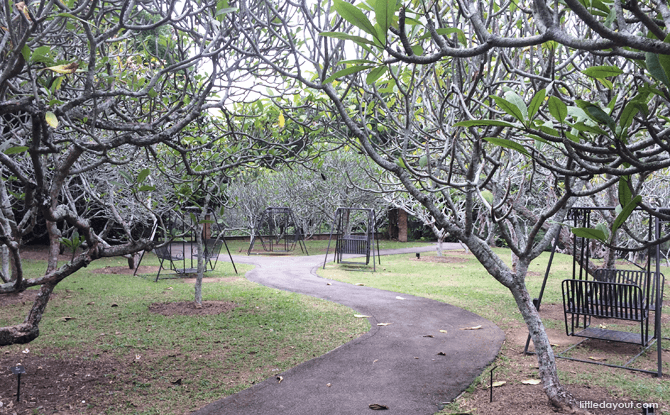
left=137, top=168, right=151, bottom=184
left=453, top=119, right=518, bottom=128
left=320, top=31, right=375, bottom=46
left=582, top=65, right=624, bottom=78
left=528, top=89, right=546, bottom=120
left=583, top=104, right=616, bottom=131
left=571, top=122, right=607, bottom=136
left=612, top=196, right=641, bottom=235
left=4, top=146, right=28, bottom=155
left=657, top=34, right=670, bottom=85
left=333, top=0, right=378, bottom=38
left=548, top=96, right=568, bottom=123
left=411, top=44, right=423, bottom=56
left=618, top=175, right=632, bottom=207
left=618, top=101, right=641, bottom=133
left=483, top=137, right=529, bottom=156
left=571, top=227, right=607, bottom=242
left=490, top=95, right=524, bottom=123
left=366, top=65, right=387, bottom=84
left=324, top=65, right=373, bottom=83
left=645, top=52, right=670, bottom=89
left=504, top=91, right=528, bottom=122
left=138, top=185, right=156, bottom=192
left=21, top=45, right=31, bottom=62
left=374, top=0, right=396, bottom=44
left=215, top=7, right=237, bottom=16
left=481, top=190, right=494, bottom=204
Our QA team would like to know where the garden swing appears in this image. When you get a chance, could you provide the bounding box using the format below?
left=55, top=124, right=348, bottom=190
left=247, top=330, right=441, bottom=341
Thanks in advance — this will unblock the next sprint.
left=323, top=207, right=381, bottom=271
left=526, top=206, right=665, bottom=376
left=134, top=208, right=237, bottom=281
left=247, top=207, right=308, bottom=255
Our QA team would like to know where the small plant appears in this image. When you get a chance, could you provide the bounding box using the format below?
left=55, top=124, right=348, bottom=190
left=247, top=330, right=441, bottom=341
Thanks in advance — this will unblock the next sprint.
left=60, top=231, right=85, bottom=261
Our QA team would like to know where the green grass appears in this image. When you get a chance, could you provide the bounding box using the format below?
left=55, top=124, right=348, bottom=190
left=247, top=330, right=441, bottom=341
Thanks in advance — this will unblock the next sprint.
left=2, top=252, right=369, bottom=414
left=319, top=248, right=670, bottom=412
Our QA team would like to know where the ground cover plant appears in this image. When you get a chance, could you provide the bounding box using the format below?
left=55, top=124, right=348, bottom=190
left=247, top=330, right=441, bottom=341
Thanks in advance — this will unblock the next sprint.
left=0, top=250, right=368, bottom=414
left=319, top=249, right=670, bottom=414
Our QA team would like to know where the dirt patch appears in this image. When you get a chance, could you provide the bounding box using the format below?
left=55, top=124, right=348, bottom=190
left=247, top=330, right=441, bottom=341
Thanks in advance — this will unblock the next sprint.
left=148, top=301, right=237, bottom=317
left=0, top=290, right=50, bottom=308
left=92, top=265, right=159, bottom=275
left=455, top=322, right=669, bottom=415
left=18, top=245, right=76, bottom=262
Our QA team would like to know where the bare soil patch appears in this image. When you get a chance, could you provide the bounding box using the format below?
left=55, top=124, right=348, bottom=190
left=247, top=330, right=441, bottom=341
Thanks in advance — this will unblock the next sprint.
left=0, top=290, right=50, bottom=308
left=456, top=304, right=669, bottom=414
left=92, top=265, right=158, bottom=275
left=148, top=301, right=237, bottom=317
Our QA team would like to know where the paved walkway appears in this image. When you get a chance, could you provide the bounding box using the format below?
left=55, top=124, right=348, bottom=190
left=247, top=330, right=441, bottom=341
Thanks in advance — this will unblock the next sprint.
left=194, top=244, right=505, bottom=415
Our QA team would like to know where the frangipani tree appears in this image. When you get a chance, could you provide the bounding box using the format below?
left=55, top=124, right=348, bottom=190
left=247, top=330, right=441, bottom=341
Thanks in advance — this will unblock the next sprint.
left=225, top=0, right=670, bottom=410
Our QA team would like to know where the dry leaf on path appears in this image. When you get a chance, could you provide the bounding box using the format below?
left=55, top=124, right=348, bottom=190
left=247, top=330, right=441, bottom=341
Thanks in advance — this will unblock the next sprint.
left=589, top=356, right=607, bottom=361
left=423, top=334, right=434, bottom=338
left=326, top=282, right=332, bottom=285
left=355, top=283, right=365, bottom=286
left=521, top=379, right=541, bottom=385
left=437, top=352, right=446, bottom=356
left=460, top=325, right=482, bottom=330
left=491, top=381, right=506, bottom=387
left=369, top=403, right=389, bottom=410
left=354, top=314, right=371, bottom=318
left=396, top=296, right=405, bottom=300
left=439, top=330, right=448, bottom=334
left=276, top=376, right=283, bottom=384
left=377, top=323, right=391, bottom=326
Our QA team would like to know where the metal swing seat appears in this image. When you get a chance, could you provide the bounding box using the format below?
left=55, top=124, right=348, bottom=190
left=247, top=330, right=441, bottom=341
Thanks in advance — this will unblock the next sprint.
left=247, top=207, right=308, bottom=255
left=323, top=207, right=381, bottom=271
left=133, top=208, right=237, bottom=281
left=526, top=206, right=665, bottom=377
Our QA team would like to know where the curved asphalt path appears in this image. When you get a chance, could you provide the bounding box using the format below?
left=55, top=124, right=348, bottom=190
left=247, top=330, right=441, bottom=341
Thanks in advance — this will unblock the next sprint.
left=193, top=243, right=505, bottom=415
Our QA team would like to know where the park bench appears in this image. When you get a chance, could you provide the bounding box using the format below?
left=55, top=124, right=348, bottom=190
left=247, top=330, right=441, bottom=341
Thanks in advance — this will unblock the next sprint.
left=562, top=268, right=664, bottom=347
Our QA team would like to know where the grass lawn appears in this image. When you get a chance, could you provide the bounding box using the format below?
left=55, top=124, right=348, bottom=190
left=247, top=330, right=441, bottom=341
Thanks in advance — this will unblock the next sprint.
left=319, top=248, right=670, bottom=414
left=223, top=238, right=431, bottom=256
left=0, top=251, right=368, bottom=414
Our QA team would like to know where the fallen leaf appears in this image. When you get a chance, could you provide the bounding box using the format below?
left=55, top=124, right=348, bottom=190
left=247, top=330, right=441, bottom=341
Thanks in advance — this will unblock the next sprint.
left=87, top=302, right=95, bottom=305
left=115, top=331, right=121, bottom=335
left=521, top=379, right=541, bottom=385
left=588, top=356, right=607, bottom=361
left=437, top=352, right=446, bottom=356
left=37, top=366, right=43, bottom=370
left=60, top=316, right=75, bottom=322
left=354, top=314, right=371, bottom=318
left=22, top=348, right=29, bottom=354
left=423, top=334, right=434, bottom=338
left=599, top=324, right=607, bottom=329
left=373, top=359, right=378, bottom=363
left=135, top=354, right=141, bottom=360
left=276, top=376, right=283, bottom=384
left=326, top=283, right=332, bottom=285
left=99, top=333, right=105, bottom=336
left=171, top=378, right=182, bottom=385
left=377, top=323, right=391, bottom=326
left=111, top=303, right=118, bottom=307
left=326, top=383, right=331, bottom=387
left=461, top=325, right=482, bottom=330
left=396, top=296, right=405, bottom=300
left=369, top=403, right=389, bottom=410
left=166, top=287, right=173, bottom=290
left=491, top=381, right=506, bottom=387
left=355, top=283, right=365, bottom=286
left=439, top=330, right=448, bottom=334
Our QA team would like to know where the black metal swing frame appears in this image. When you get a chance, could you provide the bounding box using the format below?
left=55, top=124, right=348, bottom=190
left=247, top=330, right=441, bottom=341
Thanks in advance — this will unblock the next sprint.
left=133, top=208, right=237, bottom=281
left=247, top=207, right=308, bottom=255
left=525, top=206, right=665, bottom=377
left=323, top=207, right=381, bottom=271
